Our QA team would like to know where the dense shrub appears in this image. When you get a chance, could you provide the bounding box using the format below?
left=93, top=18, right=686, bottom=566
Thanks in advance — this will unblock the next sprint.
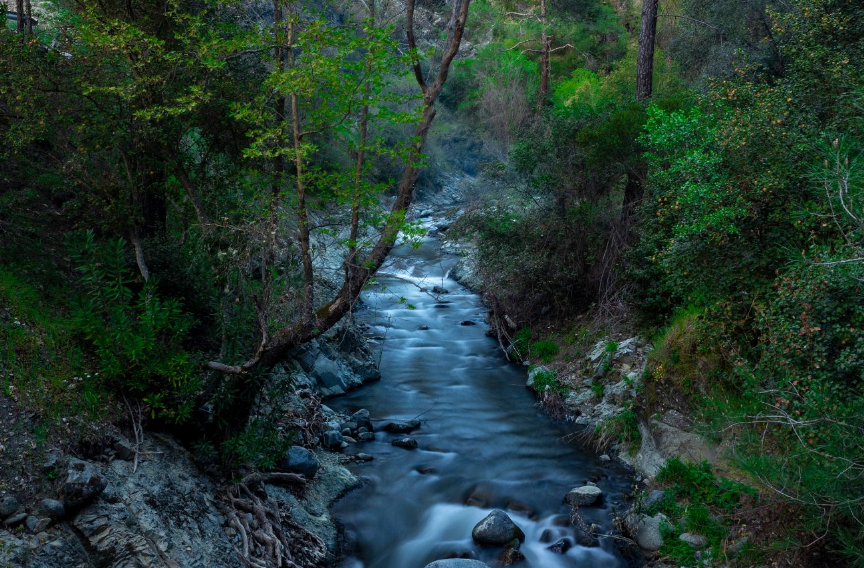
left=68, top=231, right=200, bottom=423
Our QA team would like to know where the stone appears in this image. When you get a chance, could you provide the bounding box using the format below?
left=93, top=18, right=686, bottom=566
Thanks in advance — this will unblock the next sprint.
left=599, top=454, right=611, bottom=462
left=635, top=514, right=668, bottom=552
left=391, top=437, right=418, bottom=450
left=471, top=509, right=525, bottom=546
left=642, top=489, right=665, bottom=510
left=496, top=547, right=525, bottom=565
left=343, top=436, right=357, bottom=444
left=547, top=538, right=571, bottom=554
left=680, top=533, right=709, bottom=550
left=25, top=515, right=51, bottom=533
left=0, top=495, right=19, bottom=518
left=354, top=453, right=374, bottom=461
left=728, top=536, right=750, bottom=557
left=113, top=440, right=135, bottom=461
left=3, top=512, right=27, bottom=527
left=432, top=286, right=449, bottom=295
left=460, top=320, right=476, bottom=326
left=358, top=432, right=375, bottom=442
left=424, top=560, right=491, bottom=568
left=36, top=498, right=65, bottom=521
left=383, top=419, right=420, bottom=433
left=340, top=421, right=358, bottom=432
left=350, top=409, right=374, bottom=431
left=279, top=446, right=319, bottom=478
left=321, top=430, right=344, bottom=448
left=418, top=325, right=430, bottom=330
left=63, top=458, right=106, bottom=508
left=41, top=452, right=61, bottom=473
left=564, top=485, right=603, bottom=507
left=341, top=428, right=353, bottom=436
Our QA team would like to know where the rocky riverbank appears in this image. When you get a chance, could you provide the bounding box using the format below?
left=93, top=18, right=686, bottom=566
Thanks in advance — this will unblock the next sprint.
left=0, top=316, right=384, bottom=568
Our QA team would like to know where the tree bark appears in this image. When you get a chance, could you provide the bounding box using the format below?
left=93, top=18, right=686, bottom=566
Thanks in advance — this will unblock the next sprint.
left=15, top=0, right=24, bottom=32
left=537, top=0, right=549, bottom=114
left=636, top=0, right=659, bottom=101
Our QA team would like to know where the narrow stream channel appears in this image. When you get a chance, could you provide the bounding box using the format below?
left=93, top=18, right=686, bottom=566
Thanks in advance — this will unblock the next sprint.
left=332, top=218, right=634, bottom=568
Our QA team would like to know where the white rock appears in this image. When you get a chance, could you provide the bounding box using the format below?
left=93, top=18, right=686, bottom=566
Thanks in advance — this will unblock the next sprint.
left=564, top=485, right=603, bottom=507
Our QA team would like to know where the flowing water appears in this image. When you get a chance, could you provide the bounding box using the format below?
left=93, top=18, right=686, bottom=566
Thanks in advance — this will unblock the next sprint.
left=331, top=220, right=634, bottom=568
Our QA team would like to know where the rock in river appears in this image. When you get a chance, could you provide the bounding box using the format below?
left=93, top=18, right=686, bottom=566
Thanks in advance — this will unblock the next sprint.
left=278, top=446, right=319, bottom=478
left=424, top=560, right=490, bottom=568
left=383, top=419, right=421, bottom=433
left=391, top=438, right=418, bottom=450
left=564, top=485, right=603, bottom=507
left=471, top=509, right=525, bottom=545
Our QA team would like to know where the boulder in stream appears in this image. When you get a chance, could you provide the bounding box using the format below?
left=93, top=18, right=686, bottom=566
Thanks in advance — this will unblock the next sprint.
left=424, top=560, right=491, bottom=568
left=391, top=437, right=419, bottom=450
left=471, top=509, right=525, bottom=545
left=564, top=485, right=603, bottom=507
left=383, top=419, right=421, bottom=433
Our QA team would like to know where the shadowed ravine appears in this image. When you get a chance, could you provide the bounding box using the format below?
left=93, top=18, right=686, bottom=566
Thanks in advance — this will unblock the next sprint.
left=331, top=219, right=634, bottom=568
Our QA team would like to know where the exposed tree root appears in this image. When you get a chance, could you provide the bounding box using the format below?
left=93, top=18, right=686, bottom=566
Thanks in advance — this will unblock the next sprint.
left=222, top=473, right=327, bottom=567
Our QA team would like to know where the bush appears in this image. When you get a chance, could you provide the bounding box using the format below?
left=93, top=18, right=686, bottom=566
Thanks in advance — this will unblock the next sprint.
left=68, top=230, right=200, bottom=423
left=530, top=339, right=559, bottom=363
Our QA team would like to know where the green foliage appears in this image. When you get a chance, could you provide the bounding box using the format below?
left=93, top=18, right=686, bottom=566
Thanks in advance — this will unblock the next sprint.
left=657, top=458, right=754, bottom=510
left=530, top=339, right=559, bottom=363
left=67, top=231, right=199, bottom=423
left=220, top=418, right=292, bottom=472
left=531, top=369, right=569, bottom=396
left=595, top=407, right=641, bottom=455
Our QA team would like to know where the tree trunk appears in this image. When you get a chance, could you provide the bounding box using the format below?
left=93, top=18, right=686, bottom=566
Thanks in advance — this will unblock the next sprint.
left=272, top=0, right=286, bottom=201
left=626, top=0, right=658, bottom=217
left=15, top=0, right=24, bottom=32
left=636, top=0, right=658, bottom=101
left=537, top=0, right=549, bottom=114
left=24, top=0, right=31, bottom=33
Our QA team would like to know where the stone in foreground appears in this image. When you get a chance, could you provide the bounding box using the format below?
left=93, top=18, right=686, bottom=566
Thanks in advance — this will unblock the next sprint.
left=471, top=509, right=526, bottom=545
left=564, top=485, right=603, bottom=507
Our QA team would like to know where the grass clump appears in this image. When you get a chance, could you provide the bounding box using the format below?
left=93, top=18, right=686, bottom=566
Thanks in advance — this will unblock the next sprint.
left=530, top=339, right=559, bottom=363
left=531, top=368, right=569, bottom=396
left=594, top=407, right=641, bottom=455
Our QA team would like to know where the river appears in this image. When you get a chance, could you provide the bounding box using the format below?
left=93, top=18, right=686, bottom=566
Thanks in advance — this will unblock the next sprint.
left=331, top=218, right=634, bottom=568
